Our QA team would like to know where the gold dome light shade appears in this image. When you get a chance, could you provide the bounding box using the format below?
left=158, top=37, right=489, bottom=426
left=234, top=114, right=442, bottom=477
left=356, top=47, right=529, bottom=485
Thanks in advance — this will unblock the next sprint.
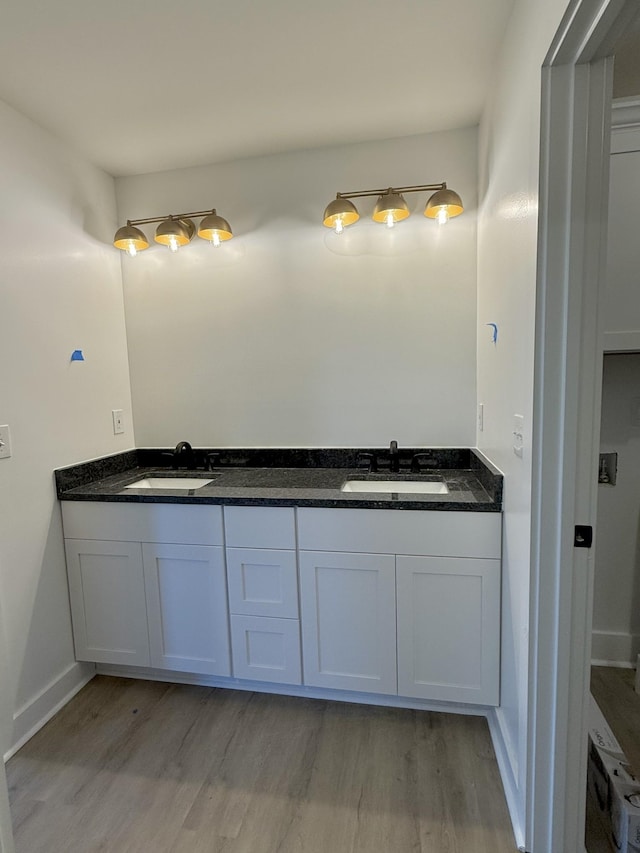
left=424, top=188, right=464, bottom=224
left=372, top=190, right=410, bottom=226
left=154, top=217, right=196, bottom=251
left=113, top=223, right=149, bottom=256
left=322, top=196, right=359, bottom=233
left=197, top=210, right=233, bottom=246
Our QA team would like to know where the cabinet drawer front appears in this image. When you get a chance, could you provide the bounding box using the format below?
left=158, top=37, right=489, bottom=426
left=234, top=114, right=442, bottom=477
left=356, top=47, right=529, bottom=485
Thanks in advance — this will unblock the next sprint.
left=396, top=555, right=500, bottom=705
left=227, top=548, right=298, bottom=618
left=143, top=543, right=230, bottom=676
left=230, top=615, right=301, bottom=685
left=224, top=506, right=296, bottom=549
left=299, top=551, right=397, bottom=695
left=65, top=539, right=150, bottom=667
left=62, top=502, right=223, bottom=546
left=297, top=508, right=501, bottom=558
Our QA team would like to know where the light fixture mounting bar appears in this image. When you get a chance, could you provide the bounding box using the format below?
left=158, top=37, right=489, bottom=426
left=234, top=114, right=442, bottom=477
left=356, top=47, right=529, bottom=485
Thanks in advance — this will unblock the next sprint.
left=336, top=183, right=447, bottom=200
left=126, top=209, right=216, bottom=227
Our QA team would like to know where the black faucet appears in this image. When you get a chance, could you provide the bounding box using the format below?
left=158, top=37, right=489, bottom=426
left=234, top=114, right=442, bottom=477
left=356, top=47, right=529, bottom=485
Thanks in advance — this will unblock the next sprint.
left=389, top=440, right=400, bottom=473
left=173, top=441, right=195, bottom=470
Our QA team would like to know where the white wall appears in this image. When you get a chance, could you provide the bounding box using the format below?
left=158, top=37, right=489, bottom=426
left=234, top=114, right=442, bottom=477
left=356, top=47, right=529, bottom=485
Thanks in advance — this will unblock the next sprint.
left=593, top=354, right=640, bottom=664
left=603, top=120, right=640, bottom=351
left=476, top=0, right=570, bottom=839
left=116, top=128, right=478, bottom=448
left=0, top=99, right=134, bottom=753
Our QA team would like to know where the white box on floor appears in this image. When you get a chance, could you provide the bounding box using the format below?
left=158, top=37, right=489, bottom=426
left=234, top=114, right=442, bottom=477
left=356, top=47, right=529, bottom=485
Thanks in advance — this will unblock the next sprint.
left=588, top=694, right=640, bottom=852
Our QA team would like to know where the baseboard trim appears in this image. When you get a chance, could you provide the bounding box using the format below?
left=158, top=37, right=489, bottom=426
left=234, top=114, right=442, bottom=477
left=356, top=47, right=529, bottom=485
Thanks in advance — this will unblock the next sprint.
left=591, top=630, right=640, bottom=666
left=5, top=661, right=95, bottom=760
left=591, top=659, right=634, bottom=668
left=488, top=708, right=526, bottom=851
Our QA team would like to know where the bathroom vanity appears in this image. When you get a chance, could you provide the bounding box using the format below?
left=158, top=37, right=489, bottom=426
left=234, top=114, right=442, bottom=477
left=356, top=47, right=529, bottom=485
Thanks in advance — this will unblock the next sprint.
left=56, top=447, right=503, bottom=710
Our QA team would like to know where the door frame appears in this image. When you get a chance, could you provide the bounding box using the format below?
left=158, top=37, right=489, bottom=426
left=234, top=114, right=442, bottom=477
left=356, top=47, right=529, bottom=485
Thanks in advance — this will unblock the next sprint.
left=528, top=0, right=639, bottom=851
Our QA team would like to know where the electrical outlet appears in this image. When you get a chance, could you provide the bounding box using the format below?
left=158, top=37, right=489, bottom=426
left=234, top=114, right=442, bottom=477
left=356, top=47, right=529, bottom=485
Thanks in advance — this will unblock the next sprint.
left=0, top=425, right=11, bottom=459
left=477, top=403, right=484, bottom=432
left=112, top=409, right=124, bottom=435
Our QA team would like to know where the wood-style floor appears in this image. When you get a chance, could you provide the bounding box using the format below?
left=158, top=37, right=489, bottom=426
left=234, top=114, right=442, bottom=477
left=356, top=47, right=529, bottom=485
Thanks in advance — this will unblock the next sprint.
left=591, top=665, right=640, bottom=773
left=6, top=676, right=516, bottom=853
left=586, top=666, right=640, bottom=853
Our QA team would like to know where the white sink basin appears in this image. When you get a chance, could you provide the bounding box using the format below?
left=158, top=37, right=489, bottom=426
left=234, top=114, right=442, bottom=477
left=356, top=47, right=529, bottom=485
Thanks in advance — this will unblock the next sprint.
left=124, top=477, right=215, bottom=490
left=341, top=480, right=449, bottom=495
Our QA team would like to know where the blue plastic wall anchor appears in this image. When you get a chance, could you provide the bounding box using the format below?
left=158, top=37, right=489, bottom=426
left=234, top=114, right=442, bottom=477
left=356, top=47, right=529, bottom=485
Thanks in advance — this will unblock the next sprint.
left=70, top=349, right=84, bottom=362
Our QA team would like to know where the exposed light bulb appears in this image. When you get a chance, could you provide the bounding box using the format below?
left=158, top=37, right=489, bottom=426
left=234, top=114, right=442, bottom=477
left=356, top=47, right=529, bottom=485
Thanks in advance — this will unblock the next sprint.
left=168, top=235, right=180, bottom=252
left=334, top=217, right=344, bottom=235
left=385, top=211, right=395, bottom=229
left=210, top=232, right=221, bottom=247
left=126, top=241, right=137, bottom=258
left=436, top=206, right=449, bottom=225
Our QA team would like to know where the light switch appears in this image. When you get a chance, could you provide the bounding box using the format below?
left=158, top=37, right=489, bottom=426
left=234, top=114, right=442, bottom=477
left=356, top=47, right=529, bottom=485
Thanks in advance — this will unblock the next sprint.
left=513, top=414, right=524, bottom=458
left=0, top=425, right=12, bottom=459
left=112, top=409, right=124, bottom=435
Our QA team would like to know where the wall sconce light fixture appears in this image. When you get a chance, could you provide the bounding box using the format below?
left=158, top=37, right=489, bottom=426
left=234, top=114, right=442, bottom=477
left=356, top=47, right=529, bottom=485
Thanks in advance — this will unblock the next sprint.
left=322, top=183, right=464, bottom=234
left=113, top=208, right=233, bottom=256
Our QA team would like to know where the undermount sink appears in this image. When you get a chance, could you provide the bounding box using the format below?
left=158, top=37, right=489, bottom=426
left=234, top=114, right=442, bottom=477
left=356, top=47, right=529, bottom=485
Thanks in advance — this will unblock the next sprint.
left=341, top=480, right=449, bottom=495
left=124, top=477, right=215, bottom=490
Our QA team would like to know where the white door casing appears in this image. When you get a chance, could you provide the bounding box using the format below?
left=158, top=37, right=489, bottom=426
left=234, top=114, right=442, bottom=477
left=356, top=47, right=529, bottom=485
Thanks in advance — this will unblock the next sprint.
left=529, top=1, right=639, bottom=851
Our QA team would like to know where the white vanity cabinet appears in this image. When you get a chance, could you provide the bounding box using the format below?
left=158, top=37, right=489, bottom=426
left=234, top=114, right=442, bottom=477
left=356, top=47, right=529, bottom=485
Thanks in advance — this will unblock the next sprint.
left=62, top=503, right=230, bottom=676
left=61, top=497, right=501, bottom=709
left=297, top=508, right=501, bottom=706
left=224, top=507, right=302, bottom=684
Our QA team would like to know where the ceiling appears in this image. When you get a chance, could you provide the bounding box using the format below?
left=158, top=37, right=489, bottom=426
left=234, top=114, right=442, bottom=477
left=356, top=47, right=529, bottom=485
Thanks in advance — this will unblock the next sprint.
left=0, top=0, right=515, bottom=177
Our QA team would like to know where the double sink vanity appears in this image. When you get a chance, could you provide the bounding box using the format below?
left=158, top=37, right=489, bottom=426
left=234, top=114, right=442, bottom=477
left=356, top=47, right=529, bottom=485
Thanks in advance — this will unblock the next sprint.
left=56, top=445, right=503, bottom=710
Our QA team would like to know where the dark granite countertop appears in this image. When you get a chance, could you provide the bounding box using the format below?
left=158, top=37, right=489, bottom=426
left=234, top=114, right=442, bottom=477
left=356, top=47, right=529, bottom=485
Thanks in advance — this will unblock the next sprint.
left=55, top=448, right=502, bottom=512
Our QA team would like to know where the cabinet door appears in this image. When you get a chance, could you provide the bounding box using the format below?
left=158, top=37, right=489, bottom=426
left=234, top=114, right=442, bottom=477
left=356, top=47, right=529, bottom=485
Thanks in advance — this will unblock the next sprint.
left=230, top=615, right=301, bottom=684
left=299, top=551, right=397, bottom=694
left=143, top=544, right=230, bottom=676
left=65, top=539, right=150, bottom=666
left=227, top=548, right=298, bottom=618
left=396, top=555, right=500, bottom=705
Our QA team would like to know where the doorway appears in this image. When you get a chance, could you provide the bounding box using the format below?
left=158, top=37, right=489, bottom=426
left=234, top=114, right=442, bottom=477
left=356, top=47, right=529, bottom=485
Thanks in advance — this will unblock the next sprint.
left=593, top=353, right=640, bottom=670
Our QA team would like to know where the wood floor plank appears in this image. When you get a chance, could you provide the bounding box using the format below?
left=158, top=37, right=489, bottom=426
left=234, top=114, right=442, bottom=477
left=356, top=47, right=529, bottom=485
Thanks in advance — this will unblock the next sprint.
left=7, top=676, right=517, bottom=853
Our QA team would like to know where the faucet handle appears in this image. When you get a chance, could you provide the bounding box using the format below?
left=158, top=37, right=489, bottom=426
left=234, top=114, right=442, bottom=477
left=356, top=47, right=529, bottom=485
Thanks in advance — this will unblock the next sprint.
left=204, top=452, right=221, bottom=471
left=357, top=452, right=377, bottom=473
left=410, top=452, right=436, bottom=473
